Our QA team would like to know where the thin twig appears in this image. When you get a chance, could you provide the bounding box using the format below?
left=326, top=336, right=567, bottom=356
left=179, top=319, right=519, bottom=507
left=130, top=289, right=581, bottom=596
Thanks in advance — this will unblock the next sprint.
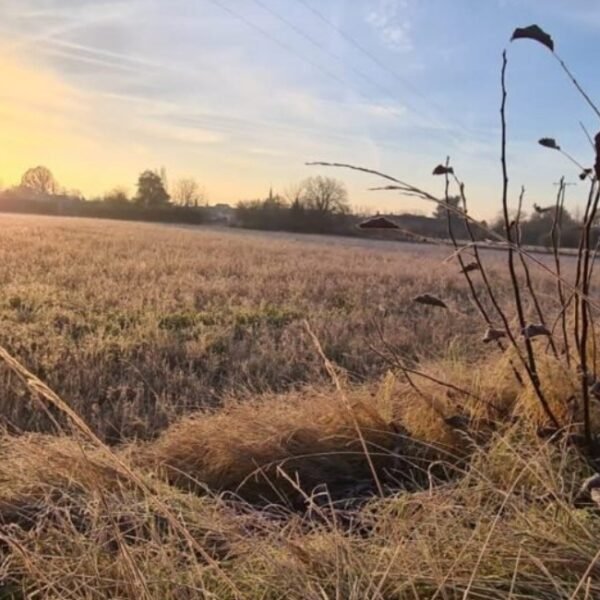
left=452, top=174, right=525, bottom=386
left=578, top=184, right=600, bottom=447
left=516, top=186, right=559, bottom=359
left=580, top=121, right=596, bottom=150
left=550, top=178, right=571, bottom=363
left=501, top=50, right=559, bottom=428
left=554, top=54, right=600, bottom=121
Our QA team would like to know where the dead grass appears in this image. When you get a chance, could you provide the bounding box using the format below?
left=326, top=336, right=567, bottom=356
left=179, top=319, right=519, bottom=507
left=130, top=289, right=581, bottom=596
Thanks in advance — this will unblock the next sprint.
left=0, top=214, right=517, bottom=442
left=0, top=214, right=598, bottom=599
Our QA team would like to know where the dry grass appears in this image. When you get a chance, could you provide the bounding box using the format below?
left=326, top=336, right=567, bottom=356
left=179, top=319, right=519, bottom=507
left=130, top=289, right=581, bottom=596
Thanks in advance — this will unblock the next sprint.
left=0, top=214, right=534, bottom=442
left=0, top=214, right=598, bottom=599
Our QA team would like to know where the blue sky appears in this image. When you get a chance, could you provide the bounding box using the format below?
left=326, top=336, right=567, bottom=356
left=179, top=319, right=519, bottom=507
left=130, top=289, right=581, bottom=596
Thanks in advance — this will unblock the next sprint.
left=1, top=0, right=599, bottom=218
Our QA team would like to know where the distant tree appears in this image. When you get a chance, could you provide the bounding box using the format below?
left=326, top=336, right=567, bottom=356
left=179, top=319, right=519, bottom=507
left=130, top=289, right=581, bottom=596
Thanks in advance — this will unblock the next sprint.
left=433, top=195, right=461, bottom=219
left=67, top=189, right=84, bottom=201
left=302, top=176, right=349, bottom=214
left=284, top=182, right=307, bottom=206
left=20, top=166, right=59, bottom=195
left=172, top=177, right=204, bottom=207
left=159, top=166, right=168, bottom=192
left=104, top=186, right=130, bottom=206
left=521, top=205, right=578, bottom=247
left=134, top=170, right=170, bottom=208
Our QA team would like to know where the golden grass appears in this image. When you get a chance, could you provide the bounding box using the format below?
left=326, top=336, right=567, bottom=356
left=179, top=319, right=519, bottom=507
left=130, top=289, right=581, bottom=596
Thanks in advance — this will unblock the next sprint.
left=0, top=214, right=598, bottom=599
left=0, top=214, right=517, bottom=442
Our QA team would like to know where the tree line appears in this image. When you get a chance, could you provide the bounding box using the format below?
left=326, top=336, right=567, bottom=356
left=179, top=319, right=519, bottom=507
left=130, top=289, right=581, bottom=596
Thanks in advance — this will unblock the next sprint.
left=15, top=165, right=207, bottom=207
left=0, top=166, right=210, bottom=224
left=234, top=176, right=354, bottom=234
left=0, top=166, right=593, bottom=248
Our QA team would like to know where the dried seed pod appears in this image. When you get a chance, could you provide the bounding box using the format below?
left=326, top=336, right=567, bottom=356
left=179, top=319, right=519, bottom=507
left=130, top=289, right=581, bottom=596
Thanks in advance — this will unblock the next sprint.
left=432, top=164, right=454, bottom=176
left=358, top=216, right=400, bottom=230
left=483, top=327, right=506, bottom=343
left=511, top=24, right=554, bottom=52
left=460, top=261, right=479, bottom=274
left=413, top=294, right=447, bottom=309
left=538, top=137, right=560, bottom=150
left=521, top=324, right=551, bottom=339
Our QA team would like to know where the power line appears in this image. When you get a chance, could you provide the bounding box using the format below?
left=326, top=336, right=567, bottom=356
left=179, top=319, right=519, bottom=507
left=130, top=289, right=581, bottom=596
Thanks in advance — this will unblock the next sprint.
left=207, top=0, right=460, bottom=140
left=296, top=0, right=426, bottom=101
left=0, top=14, right=444, bottom=156
left=206, top=0, right=356, bottom=93
left=155, top=106, right=448, bottom=155
left=295, top=0, right=473, bottom=137
left=249, top=0, right=444, bottom=132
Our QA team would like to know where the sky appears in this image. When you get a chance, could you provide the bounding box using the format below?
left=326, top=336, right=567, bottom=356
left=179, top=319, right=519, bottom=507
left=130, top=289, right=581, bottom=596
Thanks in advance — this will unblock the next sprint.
left=1, top=0, right=600, bottom=219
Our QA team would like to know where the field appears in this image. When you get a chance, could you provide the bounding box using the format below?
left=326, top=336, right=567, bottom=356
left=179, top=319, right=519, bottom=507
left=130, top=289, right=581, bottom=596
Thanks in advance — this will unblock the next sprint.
left=0, top=214, right=599, bottom=599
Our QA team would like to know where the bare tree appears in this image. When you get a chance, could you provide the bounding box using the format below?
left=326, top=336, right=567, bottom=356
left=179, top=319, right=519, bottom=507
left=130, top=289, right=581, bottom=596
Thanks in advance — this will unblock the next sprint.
left=20, top=166, right=59, bottom=195
left=172, top=177, right=205, bottom=207
left=302, top=176, right=349, bottom=214
left=104, top=186, right=130, bottom=206
left=284, top=181, right=307, bottom=206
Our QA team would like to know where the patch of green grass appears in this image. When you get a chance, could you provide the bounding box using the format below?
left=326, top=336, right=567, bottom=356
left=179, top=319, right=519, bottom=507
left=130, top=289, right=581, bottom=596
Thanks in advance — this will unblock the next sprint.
left=232, top=305, right=302, bottom=328
left=158, top=311, right=199, bottom=332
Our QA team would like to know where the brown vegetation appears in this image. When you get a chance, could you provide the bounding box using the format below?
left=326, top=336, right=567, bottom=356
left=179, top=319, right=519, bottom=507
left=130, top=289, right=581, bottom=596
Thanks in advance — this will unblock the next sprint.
left=1, top=22, right=600, bottom=599
left=0, top=215, right=599, bottom=598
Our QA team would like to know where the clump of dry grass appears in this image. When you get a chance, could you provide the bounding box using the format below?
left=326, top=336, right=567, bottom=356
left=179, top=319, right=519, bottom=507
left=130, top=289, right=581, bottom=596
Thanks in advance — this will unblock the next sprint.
left=140, top=388, right=418, bottom=505
left=1, top=397, right=600, bottom=599
left=0, top=433, right=245, bottom=599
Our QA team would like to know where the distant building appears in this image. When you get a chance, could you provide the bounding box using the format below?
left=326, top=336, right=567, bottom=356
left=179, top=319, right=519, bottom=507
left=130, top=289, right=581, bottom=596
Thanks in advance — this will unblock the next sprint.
left=205, top=203, right=234, bottom=224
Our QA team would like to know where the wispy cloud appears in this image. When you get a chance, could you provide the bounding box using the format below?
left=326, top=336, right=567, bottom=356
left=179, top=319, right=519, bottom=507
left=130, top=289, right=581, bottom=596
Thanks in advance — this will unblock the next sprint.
left=365, top=0, right=413, bottom=53
left=360, top=101, right=407, bottom=119
left=137, top=121, right=226, bottom=146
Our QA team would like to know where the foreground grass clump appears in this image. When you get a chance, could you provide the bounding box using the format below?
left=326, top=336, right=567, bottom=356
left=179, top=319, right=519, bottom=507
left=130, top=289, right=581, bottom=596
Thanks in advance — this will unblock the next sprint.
left=1, top=389, right=600, bottom=599
left=139, top=385, right=443, bottom=506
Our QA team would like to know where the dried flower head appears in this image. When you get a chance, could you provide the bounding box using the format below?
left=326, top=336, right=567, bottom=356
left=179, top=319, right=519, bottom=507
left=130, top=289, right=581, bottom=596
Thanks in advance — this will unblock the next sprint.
left=521, top=324, right=551, bottom=339
left=413, top=294, right=447, bottom=309
left=483, top=328, right=506, bottom=343
left=511, top=25, right=554, bottom=52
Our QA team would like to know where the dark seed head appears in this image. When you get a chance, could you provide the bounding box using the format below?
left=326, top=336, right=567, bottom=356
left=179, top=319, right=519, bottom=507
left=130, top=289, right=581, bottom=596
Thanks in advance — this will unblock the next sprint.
left=413, top=294, right=447, bottom=309
left=483, top=328, right=506, bottom=343
left=521, top=324, right=551, bottom=339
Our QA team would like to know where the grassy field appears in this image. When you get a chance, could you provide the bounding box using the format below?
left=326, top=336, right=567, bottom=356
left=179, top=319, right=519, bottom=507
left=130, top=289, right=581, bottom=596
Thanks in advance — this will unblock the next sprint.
left=0, top=214, right=599, bottom=599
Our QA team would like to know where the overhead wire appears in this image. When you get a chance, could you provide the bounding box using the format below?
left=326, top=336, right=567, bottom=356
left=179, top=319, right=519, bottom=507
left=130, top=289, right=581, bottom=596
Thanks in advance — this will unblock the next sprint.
left=206, top=0, right=358, bottom=93
left=208, top=0, right=459, bottom=138
left=295, top=0, right=476, bottom=138
left=249, top=0, right=445, bottom=132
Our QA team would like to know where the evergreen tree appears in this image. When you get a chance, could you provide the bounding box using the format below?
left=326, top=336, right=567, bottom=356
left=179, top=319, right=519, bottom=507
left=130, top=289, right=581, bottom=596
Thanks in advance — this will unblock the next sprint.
left=134, top=170, right=170, bottom=208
